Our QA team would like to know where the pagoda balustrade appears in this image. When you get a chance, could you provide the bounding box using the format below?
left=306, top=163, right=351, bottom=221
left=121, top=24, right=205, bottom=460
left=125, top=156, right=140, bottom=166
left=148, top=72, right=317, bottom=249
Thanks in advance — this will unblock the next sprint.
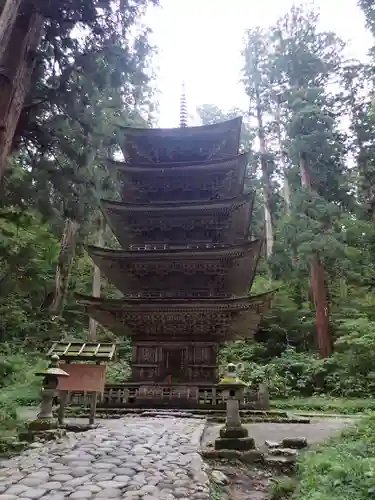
left=68, top=384, right=261, bottom=409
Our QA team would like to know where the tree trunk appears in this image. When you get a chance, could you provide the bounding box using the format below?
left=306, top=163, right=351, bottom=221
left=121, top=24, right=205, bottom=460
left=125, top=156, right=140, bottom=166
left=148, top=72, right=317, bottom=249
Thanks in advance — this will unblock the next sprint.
left=0, top=0, right=23, bottom=60
left=88, top=214, right=105, bottom=341
left=371, top=200, right=375, bottom=224
left=274, top=100, right=291, bottom=214
left=299, top=155, right=331, bottom=357
left=309, top=254, right=331, bottom=357
left=49, top=218, right=80, bottom=315
left=255, top=88, right=274, bottom=258
left=0, top=2, right=44, bottom=180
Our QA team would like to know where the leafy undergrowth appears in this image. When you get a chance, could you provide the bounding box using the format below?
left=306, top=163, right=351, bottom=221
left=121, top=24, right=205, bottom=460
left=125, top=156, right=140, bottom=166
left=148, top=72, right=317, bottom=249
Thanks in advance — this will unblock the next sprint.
left=0, top=347, right=46, bottom=455
left=270, top=477, right=298, bottom=499
left=271, top=396, right=375, bottom=414
left=105, top=359, right=131, bottom=383
left=291, top=414, right=375, bottom=500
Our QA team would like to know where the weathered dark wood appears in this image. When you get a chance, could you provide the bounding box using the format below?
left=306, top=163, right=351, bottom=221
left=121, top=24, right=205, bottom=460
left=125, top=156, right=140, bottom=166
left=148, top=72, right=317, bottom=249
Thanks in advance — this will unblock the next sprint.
left=80, top=118, right=274, bottom=406
left=110, top=153, right=248, bottom=204
left=87, top=240, right=263, bottom=299
left=77, top=292, right=274, bottom=340
left=101, top=194, right=254, bottom=250
left=68, top=384, right=262, bottom=410
left=130, top=342, right=218, bottom=384
left=117, top=118, right=242, bottom=164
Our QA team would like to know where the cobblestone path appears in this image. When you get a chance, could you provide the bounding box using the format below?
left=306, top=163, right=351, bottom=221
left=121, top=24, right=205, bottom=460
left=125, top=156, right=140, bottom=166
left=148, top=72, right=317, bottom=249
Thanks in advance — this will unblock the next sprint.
left=0, top=417, right=210, bottom=500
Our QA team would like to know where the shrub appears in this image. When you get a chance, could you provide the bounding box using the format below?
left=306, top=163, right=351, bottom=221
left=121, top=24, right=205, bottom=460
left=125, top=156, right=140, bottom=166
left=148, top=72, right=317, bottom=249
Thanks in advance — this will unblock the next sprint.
left=293, top=415, right=375, bottom=500
left=220, top=315, right=375, bottom=399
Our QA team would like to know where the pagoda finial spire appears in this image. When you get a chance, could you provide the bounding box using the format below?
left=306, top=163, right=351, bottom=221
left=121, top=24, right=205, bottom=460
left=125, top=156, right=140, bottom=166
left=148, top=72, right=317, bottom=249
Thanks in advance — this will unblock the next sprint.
left=179, top=81, right=187, bottom=128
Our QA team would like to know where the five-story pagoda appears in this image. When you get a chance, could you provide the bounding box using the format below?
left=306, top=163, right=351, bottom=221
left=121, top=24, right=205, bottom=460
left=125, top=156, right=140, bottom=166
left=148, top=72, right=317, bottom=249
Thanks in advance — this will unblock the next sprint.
left=78, top=116, right=273, bottom=408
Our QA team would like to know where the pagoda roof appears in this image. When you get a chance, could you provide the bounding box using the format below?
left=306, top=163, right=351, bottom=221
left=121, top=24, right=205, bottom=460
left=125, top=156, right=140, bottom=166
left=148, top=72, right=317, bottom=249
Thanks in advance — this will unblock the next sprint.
left=108, top=152, right=248, bottom=172
left=100, top=193, right=254, bottom=249
left=118, top=118, right=242, bottom=164
left=110, top=153, right=249, bottom=205
left=86, top=239, right=263, bottom=299
left=76, top=291, right=274, bottom=342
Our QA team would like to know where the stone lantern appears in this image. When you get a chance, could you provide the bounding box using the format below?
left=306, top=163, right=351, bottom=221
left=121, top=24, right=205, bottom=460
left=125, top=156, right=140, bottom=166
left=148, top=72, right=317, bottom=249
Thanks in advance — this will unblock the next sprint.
left=217, top=362, right=246, bottom=401
left=25, top=354, right=69, bottom=440
left=215, top=363, right=261, bottom=459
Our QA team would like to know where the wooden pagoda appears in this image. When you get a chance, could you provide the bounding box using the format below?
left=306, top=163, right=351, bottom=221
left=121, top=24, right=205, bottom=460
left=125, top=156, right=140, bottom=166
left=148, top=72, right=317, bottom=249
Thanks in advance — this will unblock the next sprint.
left=77, top=117, right=273, bottom=408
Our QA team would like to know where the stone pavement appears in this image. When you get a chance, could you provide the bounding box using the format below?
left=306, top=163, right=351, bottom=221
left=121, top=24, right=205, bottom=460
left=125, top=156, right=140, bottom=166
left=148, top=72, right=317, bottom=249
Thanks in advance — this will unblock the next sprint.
left=0, top=417, right=210, bottom=500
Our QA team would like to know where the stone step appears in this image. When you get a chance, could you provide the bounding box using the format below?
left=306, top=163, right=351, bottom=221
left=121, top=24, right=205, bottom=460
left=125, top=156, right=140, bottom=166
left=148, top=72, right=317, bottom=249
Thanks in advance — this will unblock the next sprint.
left=281, top=437, right=308, bottom=449
left=264, top=455, right=296, bottom=467
left=268, top=448, right=298, bottom=457
left=65, top=407, right=290, bottom=418
left=62, top=408, right=310, bottom=424
left=139, top=411, right=205, bottom=419
left=208, top=416, right=310, bottom=424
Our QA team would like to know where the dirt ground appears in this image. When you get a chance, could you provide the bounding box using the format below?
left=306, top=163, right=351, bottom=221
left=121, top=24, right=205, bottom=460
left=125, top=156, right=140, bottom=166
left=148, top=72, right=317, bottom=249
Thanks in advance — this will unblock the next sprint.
left=204, top=417, right=353, bottom=500
left=202, top=417, right=352, bottom=451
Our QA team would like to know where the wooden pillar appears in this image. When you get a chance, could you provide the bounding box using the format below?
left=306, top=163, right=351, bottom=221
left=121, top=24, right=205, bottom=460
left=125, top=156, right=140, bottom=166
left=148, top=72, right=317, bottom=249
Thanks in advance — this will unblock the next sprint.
left=89, top=392, right=98, bottom=425
left=57, top=358, right=70, bottom=426
left=57, top=391, right=69, bottom=426
left=89, top=361, right=101, bottom=425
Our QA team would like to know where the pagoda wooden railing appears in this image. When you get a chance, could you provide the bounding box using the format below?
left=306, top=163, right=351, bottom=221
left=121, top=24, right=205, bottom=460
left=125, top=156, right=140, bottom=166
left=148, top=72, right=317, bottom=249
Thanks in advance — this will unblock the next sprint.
left=66, top=383, right=262, bottom=409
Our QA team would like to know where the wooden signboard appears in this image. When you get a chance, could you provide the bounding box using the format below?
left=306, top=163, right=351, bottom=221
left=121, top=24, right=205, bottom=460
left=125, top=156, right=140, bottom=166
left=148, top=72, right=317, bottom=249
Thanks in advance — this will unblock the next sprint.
left=57, top=363, right=106, bottom=394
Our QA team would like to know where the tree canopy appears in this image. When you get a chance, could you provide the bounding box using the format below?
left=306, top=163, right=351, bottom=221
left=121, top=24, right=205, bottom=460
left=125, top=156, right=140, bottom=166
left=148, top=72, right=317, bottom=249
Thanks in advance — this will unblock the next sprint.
left=2, top=1, right=375, bottom=399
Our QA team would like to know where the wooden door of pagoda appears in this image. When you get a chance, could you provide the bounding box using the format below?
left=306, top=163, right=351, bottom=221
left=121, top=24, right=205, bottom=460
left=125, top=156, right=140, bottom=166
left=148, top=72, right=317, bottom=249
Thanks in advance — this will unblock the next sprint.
left=159, top=347, right=185, bottom=383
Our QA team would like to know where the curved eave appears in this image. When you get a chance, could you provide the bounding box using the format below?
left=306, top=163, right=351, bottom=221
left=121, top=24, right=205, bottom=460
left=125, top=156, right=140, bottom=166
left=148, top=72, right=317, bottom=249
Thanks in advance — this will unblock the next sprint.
left=76, top=290, right=275, bottom=340
left=118, top=117, right=242, bottom=138
left=100, top=193, right=255, bottom=249
left=76, top=290, right=274, bottom=311
left=107, top=152, right=248, bottom=172
left=87, top=239, right=262, bottom=261
left=100, top=192, right=254, bottom=213
left=86, top=239, right=263, bottom=297
left=117, top=117, right=242, bottom=163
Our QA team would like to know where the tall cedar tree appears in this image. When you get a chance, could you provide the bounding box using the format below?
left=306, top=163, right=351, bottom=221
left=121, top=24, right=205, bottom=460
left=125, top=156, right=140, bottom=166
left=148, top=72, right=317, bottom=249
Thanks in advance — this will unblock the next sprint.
left=1, top=0, right=157, bottom=316
left=242, top=29, right=275, bottom=258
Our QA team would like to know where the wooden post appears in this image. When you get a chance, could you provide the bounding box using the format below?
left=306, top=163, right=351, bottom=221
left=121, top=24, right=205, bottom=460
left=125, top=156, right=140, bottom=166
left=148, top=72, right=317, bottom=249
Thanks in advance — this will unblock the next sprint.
left=57, top=391, right=69, bottom=426
left=89, top=392, right=98, bottom=425
left=89, top=360, right=102, bottom=425
left=57, top=359, right=70, bottom=426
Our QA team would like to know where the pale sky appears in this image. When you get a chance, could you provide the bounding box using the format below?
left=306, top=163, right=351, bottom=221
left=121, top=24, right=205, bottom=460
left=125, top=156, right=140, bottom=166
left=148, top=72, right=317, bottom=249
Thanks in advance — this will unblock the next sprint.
left=145, top=0, right=372, bottom=127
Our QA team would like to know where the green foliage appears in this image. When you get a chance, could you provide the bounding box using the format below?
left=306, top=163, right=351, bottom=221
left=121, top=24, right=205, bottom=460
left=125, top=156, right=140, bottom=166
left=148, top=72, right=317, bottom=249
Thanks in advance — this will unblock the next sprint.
left=270, top=477, right=297, bottom=500
left=271, top=397, right=375, bottom=415
left=293, top=415, right=375, bottom=500
left=0, top=346, right=46, bottom=455
left=3, top=0, right=375, bottom=414
left=209, top=481, right=227, bottom=500
left=221, top=298, right=375, bottom=398
left=0, top=208, right=89, bottom=341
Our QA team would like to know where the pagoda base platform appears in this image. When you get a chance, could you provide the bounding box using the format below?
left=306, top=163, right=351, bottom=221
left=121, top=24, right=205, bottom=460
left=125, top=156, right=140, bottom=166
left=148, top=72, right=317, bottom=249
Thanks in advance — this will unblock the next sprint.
left=67, top=382, right=264, bottom=410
